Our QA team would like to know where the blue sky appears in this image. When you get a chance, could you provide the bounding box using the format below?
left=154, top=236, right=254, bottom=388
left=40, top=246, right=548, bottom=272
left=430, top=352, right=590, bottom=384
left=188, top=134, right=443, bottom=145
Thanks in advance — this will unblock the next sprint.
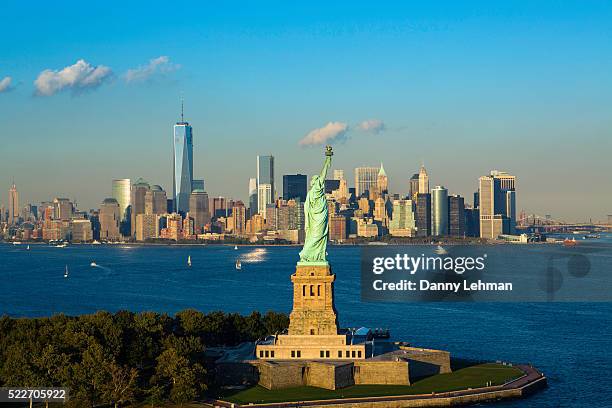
left=0, top=1, right=611, bottom=221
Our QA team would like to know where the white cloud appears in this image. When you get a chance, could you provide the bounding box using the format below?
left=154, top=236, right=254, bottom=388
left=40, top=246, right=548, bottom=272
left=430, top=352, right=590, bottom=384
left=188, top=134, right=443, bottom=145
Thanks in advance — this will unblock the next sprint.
left=0, top=76, right=13, bottom=93
left=299, top=122, right=349, bottom=146
left=34, top=60, right=112, bottom=96
left=356, top=119, right=385, bottom=134
left=125, top=56, right=180, bottom=83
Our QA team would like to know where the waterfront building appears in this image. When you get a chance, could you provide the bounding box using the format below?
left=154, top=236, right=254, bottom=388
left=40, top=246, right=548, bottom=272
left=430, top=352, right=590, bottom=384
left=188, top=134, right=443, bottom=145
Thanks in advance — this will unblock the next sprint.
left=135, top=214, right=158, bottom=241
left=71, top=219, right=93, bottom=242
left=265, top=203, right=277, bottom=229
left=479, top=171, right=516, bottom=238
left=145, top=185, right=167, bottom=215
left=283, top=174, right=307, bottom=202
left=257, top=155, right=275, bottom=201
left=160, top=213, right=183, bottom=241
left=448, top=195, right=466, bottom=237
left=432, top=186, right=449, bottom=236
left=332, top=169, right=344, bottom=180
left=354, top=167, right=378, bottom=198
left=418, top=164, right=429, bottom=194
left=99, top=198, right=121, bottom=241
left=189, top=190, right=210, bottom=234
left=389, top=199, right=416, bottom=237
left=130, top=178, right=150, bottom=237
left=465, top=207, right=480, bottom=237
left=246, top=213, right=265, bottom=233
left=248, top=178, right=258, bottom=217
left=415, top=193, right=431, bottom=237
left=230, top=203, right=246, bottom=235
left=357, top=218, right=379, bottom=237
left=258, top=184, right=273, bottom=218
left=112, top=179, right=131, bottom=236
left=173, top=111, right=194, bottom=214
left=329, top=214, right=347, bottom=242
left=8, top=182, right=18, bottom=225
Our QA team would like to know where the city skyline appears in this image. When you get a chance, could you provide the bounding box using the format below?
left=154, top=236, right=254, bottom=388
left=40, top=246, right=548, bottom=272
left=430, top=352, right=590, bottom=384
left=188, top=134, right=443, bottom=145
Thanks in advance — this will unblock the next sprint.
left=1, top=2, right=611, bottom=222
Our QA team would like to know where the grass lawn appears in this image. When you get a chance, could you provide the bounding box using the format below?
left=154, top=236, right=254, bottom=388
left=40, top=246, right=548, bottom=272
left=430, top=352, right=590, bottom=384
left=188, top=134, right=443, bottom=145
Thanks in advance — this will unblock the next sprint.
left=218, top=363, right=523, bottom=404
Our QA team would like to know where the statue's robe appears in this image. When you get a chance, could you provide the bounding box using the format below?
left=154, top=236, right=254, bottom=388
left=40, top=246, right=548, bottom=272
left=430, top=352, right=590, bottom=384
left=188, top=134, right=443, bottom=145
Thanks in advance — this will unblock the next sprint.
left=299, top=174, right=328, bottom=262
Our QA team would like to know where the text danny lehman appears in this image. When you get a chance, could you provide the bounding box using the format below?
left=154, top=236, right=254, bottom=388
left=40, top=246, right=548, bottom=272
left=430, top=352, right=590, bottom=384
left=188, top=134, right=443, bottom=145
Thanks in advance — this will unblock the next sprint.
left=368, top=253, right=513, bottom=296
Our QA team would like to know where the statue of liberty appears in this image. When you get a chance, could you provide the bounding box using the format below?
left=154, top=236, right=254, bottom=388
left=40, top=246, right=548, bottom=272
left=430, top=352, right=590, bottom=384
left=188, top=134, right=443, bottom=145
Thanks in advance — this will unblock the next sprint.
left=299, top=145, right=333, bottom=264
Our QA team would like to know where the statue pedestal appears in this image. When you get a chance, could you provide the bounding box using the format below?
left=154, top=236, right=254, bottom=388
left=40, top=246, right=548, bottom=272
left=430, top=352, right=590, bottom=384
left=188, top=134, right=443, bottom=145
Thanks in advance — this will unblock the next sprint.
left=255, top=262, right=365, bottom=361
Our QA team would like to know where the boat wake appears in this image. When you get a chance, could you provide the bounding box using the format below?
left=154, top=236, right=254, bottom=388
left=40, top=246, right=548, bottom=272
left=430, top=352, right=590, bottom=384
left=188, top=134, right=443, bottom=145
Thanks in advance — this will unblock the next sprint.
left=240, top=248, right=267, bottom=263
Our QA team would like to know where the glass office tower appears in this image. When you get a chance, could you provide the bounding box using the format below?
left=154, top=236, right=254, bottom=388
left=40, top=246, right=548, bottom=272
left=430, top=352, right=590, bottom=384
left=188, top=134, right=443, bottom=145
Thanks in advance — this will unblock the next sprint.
left=173, top=119, right=193, bottom=214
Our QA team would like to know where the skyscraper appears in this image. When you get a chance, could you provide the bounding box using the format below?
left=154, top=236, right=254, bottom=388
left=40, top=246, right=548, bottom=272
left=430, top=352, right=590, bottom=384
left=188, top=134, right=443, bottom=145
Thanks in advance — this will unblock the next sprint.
left=257, top=155, right=275, bottom=200
left=418, top=165, right=429, bottom=194
left=389, top=199, right=416, bottom=237
left=479, top=171, right=516, bottom=238
left=258, top=184, right=273, bottom=218
left=409, top=173, right=419, bottom=200
left=448, top=195, right=466, bottom=237
left=53, top=198, right=73, bottom=221
left=354, top=167, right=378, bottom=198
left=248, top=178, right=258, bottom=217
left=130, top=178, right=150, bottom=237
left=145, top=185, right=167, bottom=215
left=376, top=163, right=388, bottom=197
left=283, top=174, right=307, bottom=202
left=173, top=108, right=194, bottom=214
left=189, top=189, right=210, bottom=234
left=431, top=186, right=449, bottom=236
left=100, top=198, right=121, bottom=241
left=8, top=182, right=19, bottom=225
left=415, top=193, right=431, bottom=237
left=112, top=179, right=131, bottom=236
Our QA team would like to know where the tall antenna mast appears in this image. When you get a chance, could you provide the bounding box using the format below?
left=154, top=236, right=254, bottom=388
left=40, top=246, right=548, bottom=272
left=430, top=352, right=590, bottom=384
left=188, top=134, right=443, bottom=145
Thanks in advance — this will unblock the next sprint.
left=181, top=96, right=184, bottom=122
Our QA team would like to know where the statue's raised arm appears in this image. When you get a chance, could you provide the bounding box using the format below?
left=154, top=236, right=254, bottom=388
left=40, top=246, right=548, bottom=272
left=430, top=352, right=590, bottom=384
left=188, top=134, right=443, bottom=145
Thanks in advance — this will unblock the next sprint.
left=298, top=146, right=333, bottom=264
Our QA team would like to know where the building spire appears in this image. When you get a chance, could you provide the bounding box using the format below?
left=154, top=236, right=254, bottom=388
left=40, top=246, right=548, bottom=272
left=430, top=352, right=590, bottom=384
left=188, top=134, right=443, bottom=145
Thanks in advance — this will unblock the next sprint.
left=180, top=95, right=184, bottom=123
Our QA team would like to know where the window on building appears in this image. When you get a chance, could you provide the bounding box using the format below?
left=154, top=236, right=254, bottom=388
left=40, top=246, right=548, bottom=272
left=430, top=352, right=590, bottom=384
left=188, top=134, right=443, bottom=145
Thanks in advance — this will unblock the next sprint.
left=320, top=350, right=325, bottom=358
left=352, top=350, right=356, bottom=358
left=338, top=350, right=342, bottom=358
left=345, top=350, right=350, bottom=357
left=357, top=350, right=362, bottom=358
left=303, top=285, right=306, bottom=296
left=260, top=350, right=264, bottom=358
left=310, top=329, right=315, bottom=335
left=265, top=350, right=269, bottom=358
left=291, top=350, right=295, bottom=358
left=310, top=285, right=315, bottom=296
left=271, top=351, right=275, bottom=358
left=325, top=350, right=330, bottom=358
left=297, top=350, right=301, bottom=357
left=317, top=285, right=321, bottom=296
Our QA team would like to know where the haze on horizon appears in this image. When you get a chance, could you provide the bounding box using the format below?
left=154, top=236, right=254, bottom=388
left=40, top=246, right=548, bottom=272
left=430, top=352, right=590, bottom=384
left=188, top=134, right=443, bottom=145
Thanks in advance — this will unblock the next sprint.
left=0, top=1, right=610, bottom=223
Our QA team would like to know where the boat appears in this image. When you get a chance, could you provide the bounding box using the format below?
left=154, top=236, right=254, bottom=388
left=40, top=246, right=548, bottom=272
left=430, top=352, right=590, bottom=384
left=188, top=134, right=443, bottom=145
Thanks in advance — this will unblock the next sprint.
left=26, top=245, right=30, bottom=250
left=64, top=265, right=69, bottom=278
left=12, top=241, right=22, bottom=245
left=234, top=245, right=238, bottom=250
left=92, top=240, right=101, bottom=245
left=235, top=259, right=242, bottom=270
left=55, top=242, right=67, bottom=248
left=584, top=234, right=600, bottom=239
left=90, top=262, right=97, bottom=267
left=187, top=255, right=192, bottom=267
left=435, top=245, right=448, bottom=255
left=563, top=238, right=578, bottom=247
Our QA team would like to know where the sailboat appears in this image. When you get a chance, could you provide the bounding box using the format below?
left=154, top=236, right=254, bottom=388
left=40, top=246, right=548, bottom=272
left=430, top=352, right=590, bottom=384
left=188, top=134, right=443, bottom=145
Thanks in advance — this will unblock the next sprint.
left=234, top=245, right=238, bottom=250
left=235, top=259, right=242, bottom=270
left=26, top=245, right=30, bottom=250
left=187, top=255, right=192, bottom=267
left=64, top=265, right=69, bottom=278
